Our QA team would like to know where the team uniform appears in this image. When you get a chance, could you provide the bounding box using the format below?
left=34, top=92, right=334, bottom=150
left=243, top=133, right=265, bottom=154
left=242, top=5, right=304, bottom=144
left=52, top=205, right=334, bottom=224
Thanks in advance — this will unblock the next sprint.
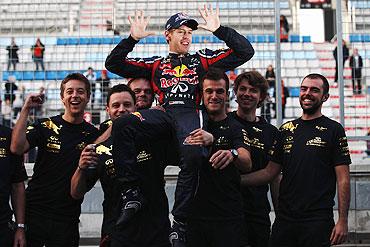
left=229, top=112, right=279, bottom=247
left=110, top=109, right=179, bottom=247
left=83, top=135, right=119, bottom=247
left=25, top=115, right=99, bottom=246
left=187, top=116, right=250, bottom=247
left=269, top=116, right=351, bottom=247
left=0, top=125, right=27, bottom=246
left=105, top=26, right=254, bottom=221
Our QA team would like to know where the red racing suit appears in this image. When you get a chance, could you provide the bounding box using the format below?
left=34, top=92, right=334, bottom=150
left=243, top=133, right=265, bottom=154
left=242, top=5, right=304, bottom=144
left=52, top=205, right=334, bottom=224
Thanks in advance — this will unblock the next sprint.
left=105, top=25, right=254, bottom=223
left=105, top=25, right=254, bottom=109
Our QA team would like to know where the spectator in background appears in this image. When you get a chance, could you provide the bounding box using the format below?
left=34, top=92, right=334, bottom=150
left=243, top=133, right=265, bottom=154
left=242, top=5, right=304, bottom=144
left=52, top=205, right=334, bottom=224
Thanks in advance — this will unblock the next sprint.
left=84, top=67, right=97, bottom=108
left=265, top=65, right=275, bottom=85
left=280, top=15, right=289, bottom=42
left=274, top=80, right=290, bottom=119
left=96, top=70, right=111, bottom=105
left=31, top=38, right=45, bottom=71
left=366, top=129, right=370, bottom=156
left=262, top=65, right=276, bottom=123
left=1, top=99, right=12, bottom=127
left=333, top=39, right=349, bottom=83
left=6, top=37, right=19, bottom=71
left=349, top=48, right=363, bottom=94
left=5, top=75, right=18, bottom=104
left=13, top=86, right=26, bottom=119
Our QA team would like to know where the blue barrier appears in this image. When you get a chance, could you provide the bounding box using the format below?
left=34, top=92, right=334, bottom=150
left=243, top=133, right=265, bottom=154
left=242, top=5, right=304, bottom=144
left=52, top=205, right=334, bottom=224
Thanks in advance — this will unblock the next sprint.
left=350, top=34, right=362, bottom=43
left=349, top=0, right=370, bottom=8
left=55, top=35, right=312, bottom=45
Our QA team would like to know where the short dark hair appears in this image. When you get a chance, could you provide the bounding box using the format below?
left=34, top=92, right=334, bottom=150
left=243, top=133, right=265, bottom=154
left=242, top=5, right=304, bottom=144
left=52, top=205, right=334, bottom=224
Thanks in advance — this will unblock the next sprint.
left=201, top=68, right=230, bottom=92
left=60, top=73, right=91, bottom=97
left=233, top=71, right=269, bottom=107
left=127, top=77, right=150, bottom=88
left=106, top=84, right=136, bottom=106
left=302, top=73, right=329, bottom=95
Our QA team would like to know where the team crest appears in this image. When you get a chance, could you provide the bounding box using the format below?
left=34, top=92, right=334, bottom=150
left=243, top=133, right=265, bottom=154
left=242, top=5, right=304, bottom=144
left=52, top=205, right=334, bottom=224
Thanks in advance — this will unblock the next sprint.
left=42, top=119, right=62, bottom=135
left=281, top=122, right=298, bottom=133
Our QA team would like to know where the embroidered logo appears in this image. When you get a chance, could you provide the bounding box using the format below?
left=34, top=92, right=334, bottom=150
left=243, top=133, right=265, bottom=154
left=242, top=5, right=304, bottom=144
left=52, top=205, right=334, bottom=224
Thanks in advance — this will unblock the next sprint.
left=137, top=150, right=152, bottom=162
left=96, top=144, right=112, bottom=156
left=42, top=119, right=62, bottom=135
left=306, top=137, right=327, bottom=147
left=281, top=122, right=298, bottom=133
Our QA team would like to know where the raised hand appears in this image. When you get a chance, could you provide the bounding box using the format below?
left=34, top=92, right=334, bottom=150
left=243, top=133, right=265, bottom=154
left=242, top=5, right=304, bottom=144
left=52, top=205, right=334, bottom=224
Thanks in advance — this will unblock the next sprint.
left=128, top=10, right=155, bottom=41
left=23, top=93, right=45, bottom=110
left=198, top=4, right=221, bottom=32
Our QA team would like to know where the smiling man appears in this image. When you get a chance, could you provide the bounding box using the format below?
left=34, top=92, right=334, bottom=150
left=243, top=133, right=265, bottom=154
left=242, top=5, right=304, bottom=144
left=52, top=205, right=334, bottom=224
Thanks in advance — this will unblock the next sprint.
left=105, top=7, right=254, bottom=246
left=71, top=84, right=137, bottom=246
left=228, top=71, right=280, bottom=247
left=185, top=69, right=252, bottom=247
left=128, top=78, right=154, bottom=110
left=241, top=73, right=351, bottom=247
left=11, top=73, right=99, bottom=246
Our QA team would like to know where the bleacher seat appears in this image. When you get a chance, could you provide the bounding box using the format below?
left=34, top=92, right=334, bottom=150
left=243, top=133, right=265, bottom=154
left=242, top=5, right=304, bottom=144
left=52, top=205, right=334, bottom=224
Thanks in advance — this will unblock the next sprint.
left=302, top=36, right=311, bottom=43
left=290, top=35, right=300, bottom=43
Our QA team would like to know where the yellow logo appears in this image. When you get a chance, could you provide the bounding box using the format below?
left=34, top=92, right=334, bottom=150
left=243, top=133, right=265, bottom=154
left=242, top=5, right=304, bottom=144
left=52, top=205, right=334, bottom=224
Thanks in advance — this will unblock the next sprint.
left=46, top=143, right=60, bottom=150
left=249, top=138, right=264, bottom=149
left=96, top=144, right=113, bottom=156
left=281, top=122, right=298, bottom=133
left=0, top=148, right=7, bottom=157
left=42, top=119, right=62, bottom=135
left=306, top=137, right=327, bottom=147
left=137, top=150, right=152, bottom=162
left=315, top=126, right=327, bottom=131
left=252, top=127, right=262, bottom=132
left=105, top=120, right=113, bottom=126
left=162, top=64, right=196, bottom=78
left=76, top=142, right=87, bottom=150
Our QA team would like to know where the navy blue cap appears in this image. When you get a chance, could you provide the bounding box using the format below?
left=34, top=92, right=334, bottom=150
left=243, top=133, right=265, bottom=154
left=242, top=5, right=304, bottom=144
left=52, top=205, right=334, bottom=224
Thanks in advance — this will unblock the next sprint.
left=165, top=13, right=198, bottom=31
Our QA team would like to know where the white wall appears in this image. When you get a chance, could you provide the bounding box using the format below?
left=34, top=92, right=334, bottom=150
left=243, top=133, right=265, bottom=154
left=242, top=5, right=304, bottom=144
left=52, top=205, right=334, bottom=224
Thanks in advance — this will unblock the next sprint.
left=298, top=8, right=325, bottom=42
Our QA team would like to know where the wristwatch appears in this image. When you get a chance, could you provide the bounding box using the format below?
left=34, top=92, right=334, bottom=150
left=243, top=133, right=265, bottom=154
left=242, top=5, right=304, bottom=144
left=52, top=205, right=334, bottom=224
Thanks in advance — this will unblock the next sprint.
left=229, top=149, right=239, bottom=160
left=16, top=223, right=26, bottom=230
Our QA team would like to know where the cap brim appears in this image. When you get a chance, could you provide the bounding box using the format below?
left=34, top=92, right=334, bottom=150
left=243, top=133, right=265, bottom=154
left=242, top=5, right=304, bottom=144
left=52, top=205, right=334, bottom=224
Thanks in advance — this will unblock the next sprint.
left=176, top=19, right=198, bottom=30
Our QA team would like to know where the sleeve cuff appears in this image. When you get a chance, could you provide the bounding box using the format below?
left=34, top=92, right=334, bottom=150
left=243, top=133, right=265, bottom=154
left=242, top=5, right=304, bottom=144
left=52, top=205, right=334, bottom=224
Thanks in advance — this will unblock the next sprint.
left=119, top=35, right=139, bottom=48
left=213, top=25, right=226, bottom=39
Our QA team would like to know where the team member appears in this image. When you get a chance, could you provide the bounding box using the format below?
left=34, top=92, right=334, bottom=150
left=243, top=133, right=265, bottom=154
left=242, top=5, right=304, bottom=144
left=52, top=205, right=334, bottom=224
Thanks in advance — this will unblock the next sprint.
left=185, top=69, right=252, bottom=247
left=0, top=125, right=27, bottom=247
left=241, top=73, right=351, bottom=246
left=229, top=71, right=280, bottom=247
left=109, top=108, right=180, bottom=246
left=11, top=73, right=99, bottom=246
left=71, top=84, right=137, bottom=246
left=105, top=7, right=254, bottom=245
left=128, top=77, right=154, bottom=110
left=99, top=78, right=154, bottom=134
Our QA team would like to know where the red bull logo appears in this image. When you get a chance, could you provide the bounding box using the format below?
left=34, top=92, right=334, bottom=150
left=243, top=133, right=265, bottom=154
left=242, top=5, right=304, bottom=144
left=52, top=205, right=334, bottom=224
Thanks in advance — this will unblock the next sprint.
left=131, top=112, right=145, bottom=121
left=162, top=64, right=196, bottom=78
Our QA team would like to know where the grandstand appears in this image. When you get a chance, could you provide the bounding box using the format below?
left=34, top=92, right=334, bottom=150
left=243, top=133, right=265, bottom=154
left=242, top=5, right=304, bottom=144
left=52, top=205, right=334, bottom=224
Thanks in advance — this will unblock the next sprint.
left=1, top=0, right=370, bottom=245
